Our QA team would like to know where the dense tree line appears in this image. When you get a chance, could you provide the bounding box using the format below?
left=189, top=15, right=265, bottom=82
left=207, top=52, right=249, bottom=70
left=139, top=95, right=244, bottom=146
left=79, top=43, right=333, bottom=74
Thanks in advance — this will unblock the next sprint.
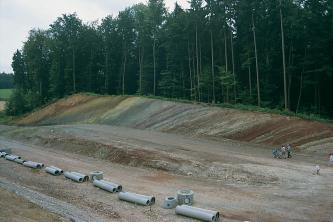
left=7, top=0, right=333, bottom=117
left=0, top=73, right=14, bottom=88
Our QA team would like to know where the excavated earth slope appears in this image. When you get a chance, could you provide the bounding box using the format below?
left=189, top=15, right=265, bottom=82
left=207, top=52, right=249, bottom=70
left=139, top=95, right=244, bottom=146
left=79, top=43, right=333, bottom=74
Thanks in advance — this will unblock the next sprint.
left=15, top=94, right=333, bottom=153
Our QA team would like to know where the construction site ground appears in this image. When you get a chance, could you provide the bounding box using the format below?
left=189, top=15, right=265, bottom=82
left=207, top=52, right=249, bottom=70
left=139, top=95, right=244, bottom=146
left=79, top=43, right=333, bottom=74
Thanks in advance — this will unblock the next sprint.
left=0, top=95, right=333, bottom=221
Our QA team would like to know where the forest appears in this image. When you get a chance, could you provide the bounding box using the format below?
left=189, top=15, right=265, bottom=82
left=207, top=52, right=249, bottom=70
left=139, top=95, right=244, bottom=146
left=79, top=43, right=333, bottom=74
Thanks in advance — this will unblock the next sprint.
left=0, top=73, right=13, bottom=89
left=7, top=0, right=333, bottom=118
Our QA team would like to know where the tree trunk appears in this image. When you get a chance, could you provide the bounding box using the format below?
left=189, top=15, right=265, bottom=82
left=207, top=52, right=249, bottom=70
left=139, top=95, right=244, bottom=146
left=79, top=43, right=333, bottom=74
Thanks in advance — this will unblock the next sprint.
left=248, top=64, right=252, bottom=97
left=72, top=47, right=76, bottom=92
left=153, top=37, right=156, bottom=96
left=224, top=28, right=228, bottom=75
left=296, top=48, right=306, bottom=113
left=280, top=0, right=288, bottom=110
left=122, top=47, right=127, bottom=95
left=39, top=81, right=42, bottom=98
left=252, top=13, right=261, bottom=107
left=188, top=41, right=193, bottom=100
left=287, top=43, right=293, bottom=109
left=139, top=46, right=144, bottom=95
left=196, top=25, right=200, bottom=101
left=230, top=30, right=236, bottom=103
left=104, top=51, right=108, bottom=93
left=210, top=29, right=215, bottom=103
left=192, top=44, right=197, bottom=101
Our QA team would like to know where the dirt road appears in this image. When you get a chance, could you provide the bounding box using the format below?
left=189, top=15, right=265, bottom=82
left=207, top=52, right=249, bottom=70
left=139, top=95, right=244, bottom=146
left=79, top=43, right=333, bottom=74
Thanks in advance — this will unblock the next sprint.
left=0, top=187, right=64, bottom=222
left=0, top=124, right=332, bottom=221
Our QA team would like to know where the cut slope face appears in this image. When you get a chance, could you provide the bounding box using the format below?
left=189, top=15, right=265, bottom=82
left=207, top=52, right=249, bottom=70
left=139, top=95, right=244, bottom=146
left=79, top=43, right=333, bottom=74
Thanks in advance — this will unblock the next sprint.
left=15, top=94, right=333, bottom=153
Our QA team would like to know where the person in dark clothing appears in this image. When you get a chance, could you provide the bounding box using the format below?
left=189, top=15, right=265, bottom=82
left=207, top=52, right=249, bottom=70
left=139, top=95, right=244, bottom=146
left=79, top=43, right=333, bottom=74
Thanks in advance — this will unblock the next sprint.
left=287, top=144, right=292, bottom=158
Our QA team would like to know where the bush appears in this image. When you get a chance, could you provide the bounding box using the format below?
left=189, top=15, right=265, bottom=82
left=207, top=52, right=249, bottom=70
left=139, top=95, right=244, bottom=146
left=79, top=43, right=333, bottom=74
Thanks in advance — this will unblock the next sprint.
left=5, top=89, right=40, bottom=116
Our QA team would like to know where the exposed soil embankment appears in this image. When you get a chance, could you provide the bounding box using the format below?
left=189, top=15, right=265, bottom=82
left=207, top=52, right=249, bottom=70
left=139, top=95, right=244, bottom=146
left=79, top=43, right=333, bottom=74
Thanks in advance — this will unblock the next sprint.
left=14, top=94, right=333, bottom=153
left=2, top=125, right=278, bottom=185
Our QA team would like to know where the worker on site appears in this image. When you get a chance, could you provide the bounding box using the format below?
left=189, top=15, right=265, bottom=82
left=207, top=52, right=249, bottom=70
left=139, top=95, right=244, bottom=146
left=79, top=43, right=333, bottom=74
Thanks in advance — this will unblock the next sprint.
left=329, top=153, right=333, bottom=166
left=286, top=144, right=292, bottom=158
left=281, top=145, right=286, bottom=159
left=313, top=165, right=320, bottom=175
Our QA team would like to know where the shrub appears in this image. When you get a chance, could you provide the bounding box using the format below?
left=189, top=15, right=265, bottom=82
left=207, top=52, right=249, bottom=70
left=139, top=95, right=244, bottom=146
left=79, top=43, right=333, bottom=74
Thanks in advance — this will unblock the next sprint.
left=5, top=89, right=40, bottom=116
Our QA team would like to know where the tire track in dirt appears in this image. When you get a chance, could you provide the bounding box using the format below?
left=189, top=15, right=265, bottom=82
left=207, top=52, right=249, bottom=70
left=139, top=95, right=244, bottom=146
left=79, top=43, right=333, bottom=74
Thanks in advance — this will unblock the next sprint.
left=0, top=177, right=110, bottom=222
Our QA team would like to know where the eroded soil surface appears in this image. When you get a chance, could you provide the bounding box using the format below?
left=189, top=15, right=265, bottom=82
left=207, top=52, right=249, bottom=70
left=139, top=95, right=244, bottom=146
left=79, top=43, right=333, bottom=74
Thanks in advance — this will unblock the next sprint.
left=14, top=95, right=333, bottom=153
left=1, top=124, right=332, bottom=222
left=0, top=187, right=65, bottom=222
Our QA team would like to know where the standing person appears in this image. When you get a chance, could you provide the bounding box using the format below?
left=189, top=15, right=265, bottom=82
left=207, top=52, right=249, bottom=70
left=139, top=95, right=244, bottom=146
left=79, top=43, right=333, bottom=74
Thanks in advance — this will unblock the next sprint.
left=281, top=145, right=286, bottom=159
left=313, top=165, right=320, bottom=175
left=329, top=153, right=333, bottom=166
left=287, top=144, right=292, bottom=158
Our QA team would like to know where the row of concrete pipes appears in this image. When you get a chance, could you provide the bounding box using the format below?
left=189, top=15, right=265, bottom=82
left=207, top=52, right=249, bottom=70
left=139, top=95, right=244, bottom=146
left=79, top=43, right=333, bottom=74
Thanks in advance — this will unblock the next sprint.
left=1, top=151, right=220, bottom=222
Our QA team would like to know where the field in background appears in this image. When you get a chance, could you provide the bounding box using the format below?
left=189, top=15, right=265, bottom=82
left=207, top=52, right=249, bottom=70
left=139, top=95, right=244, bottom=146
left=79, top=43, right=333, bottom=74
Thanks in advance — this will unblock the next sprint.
left=0, top=88, right=13, bottom=100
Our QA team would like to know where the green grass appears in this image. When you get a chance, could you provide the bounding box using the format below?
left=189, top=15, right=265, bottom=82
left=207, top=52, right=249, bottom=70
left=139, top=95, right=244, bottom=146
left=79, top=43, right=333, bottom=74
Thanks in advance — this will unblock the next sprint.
left=142, top=95, right=332, bottom=123
left=0, top=88, right=13, bottom=100
left=0, top=111, right=13, bottom=124
left=79, top=92, right=332, bottom=123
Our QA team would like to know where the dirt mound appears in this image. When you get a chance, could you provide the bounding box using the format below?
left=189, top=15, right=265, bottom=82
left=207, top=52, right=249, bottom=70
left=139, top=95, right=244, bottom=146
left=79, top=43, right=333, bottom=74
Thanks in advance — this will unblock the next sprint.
left=14, top=94, right=333, bottom=152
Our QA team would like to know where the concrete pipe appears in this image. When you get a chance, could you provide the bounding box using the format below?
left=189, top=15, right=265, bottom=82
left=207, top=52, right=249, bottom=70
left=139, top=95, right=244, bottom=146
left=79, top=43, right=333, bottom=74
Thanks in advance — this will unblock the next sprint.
left=102, top=180, right=122, bottom=192
left=175, top=205, right=220, bottom=222
left=14, top=158, right=25, bottom=164
left=90, top=171, right=104, bottom=181
left=48, top=166, right=64, bottom=174
left=71, top=172, right=89, bottom=182
left=177, top=189, right=194, bottom=205
left=45, top=166, right=62, bottom=176
left=93, top=180, right=117, bottom=193
left=64, top=172, right=84, bottom=183
left=118, top=192, right=155, bottom=206
left=97, top=180, right=121, bottom=192
left=23, top=161, right=44, bottom=169
left=0, top=149, right=11, bottom=154
left=5, top=155, right=21, bottom=161
left=0, top=152, right=7, bottom=157
left=162, top=196, right=178, bottom=209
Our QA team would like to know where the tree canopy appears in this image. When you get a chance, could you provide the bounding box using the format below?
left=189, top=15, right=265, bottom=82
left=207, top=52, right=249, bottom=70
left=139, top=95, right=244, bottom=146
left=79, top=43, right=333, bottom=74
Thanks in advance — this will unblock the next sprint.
left=8, top=0, right=333, bottom=118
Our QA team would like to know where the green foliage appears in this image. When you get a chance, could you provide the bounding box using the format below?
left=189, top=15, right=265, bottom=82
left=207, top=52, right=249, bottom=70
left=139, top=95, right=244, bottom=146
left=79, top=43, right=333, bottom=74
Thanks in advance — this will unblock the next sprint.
left=0, top=89, right=13, bottom=100
left=0, top=111, right=13, bottom=124
left=6, top=89, right=40, bottom=116
left=7, top=1, right=333, bottom=118
left=0, top=73, right=14, bottom=89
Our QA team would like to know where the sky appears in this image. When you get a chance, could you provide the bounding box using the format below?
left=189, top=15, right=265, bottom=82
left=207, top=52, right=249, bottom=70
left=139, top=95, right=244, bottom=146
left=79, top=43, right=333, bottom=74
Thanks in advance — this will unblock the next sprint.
left=0, top=0, right=189, bottom=73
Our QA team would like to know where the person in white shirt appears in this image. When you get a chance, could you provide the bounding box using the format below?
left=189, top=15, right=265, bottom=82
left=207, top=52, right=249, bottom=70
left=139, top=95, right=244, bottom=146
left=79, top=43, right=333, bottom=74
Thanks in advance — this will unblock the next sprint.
left=329, top=154, right=333, bottom=166
left=281, top=145, right=286, bottom=159
left=314, top=165, right=320, bottom=175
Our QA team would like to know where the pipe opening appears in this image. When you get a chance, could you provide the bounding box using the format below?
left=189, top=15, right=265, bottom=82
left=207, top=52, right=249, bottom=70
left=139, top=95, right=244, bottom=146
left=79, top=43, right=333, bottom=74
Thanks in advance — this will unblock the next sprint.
left=168, top=197, right=175, bottom=200
left=117, top=185, right=122, bottom=192
left=83, top=176, right=89, bottom=182
left=146, top=200, right=150, bottom=205
left=37, top=164, right=41, bottom=168
left=79, top=178, right=83, bottom=182
left=112, top=188, right=116, bottom=192
left=54, top=170, right=59, bottom=175
left=150, top=197, right=155, bottom=204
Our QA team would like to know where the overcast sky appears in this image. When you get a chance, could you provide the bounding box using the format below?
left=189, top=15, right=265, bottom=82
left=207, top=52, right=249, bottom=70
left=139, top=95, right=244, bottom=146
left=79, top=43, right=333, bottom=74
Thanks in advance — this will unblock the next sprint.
left=0, top=0, right=189, bottom=73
